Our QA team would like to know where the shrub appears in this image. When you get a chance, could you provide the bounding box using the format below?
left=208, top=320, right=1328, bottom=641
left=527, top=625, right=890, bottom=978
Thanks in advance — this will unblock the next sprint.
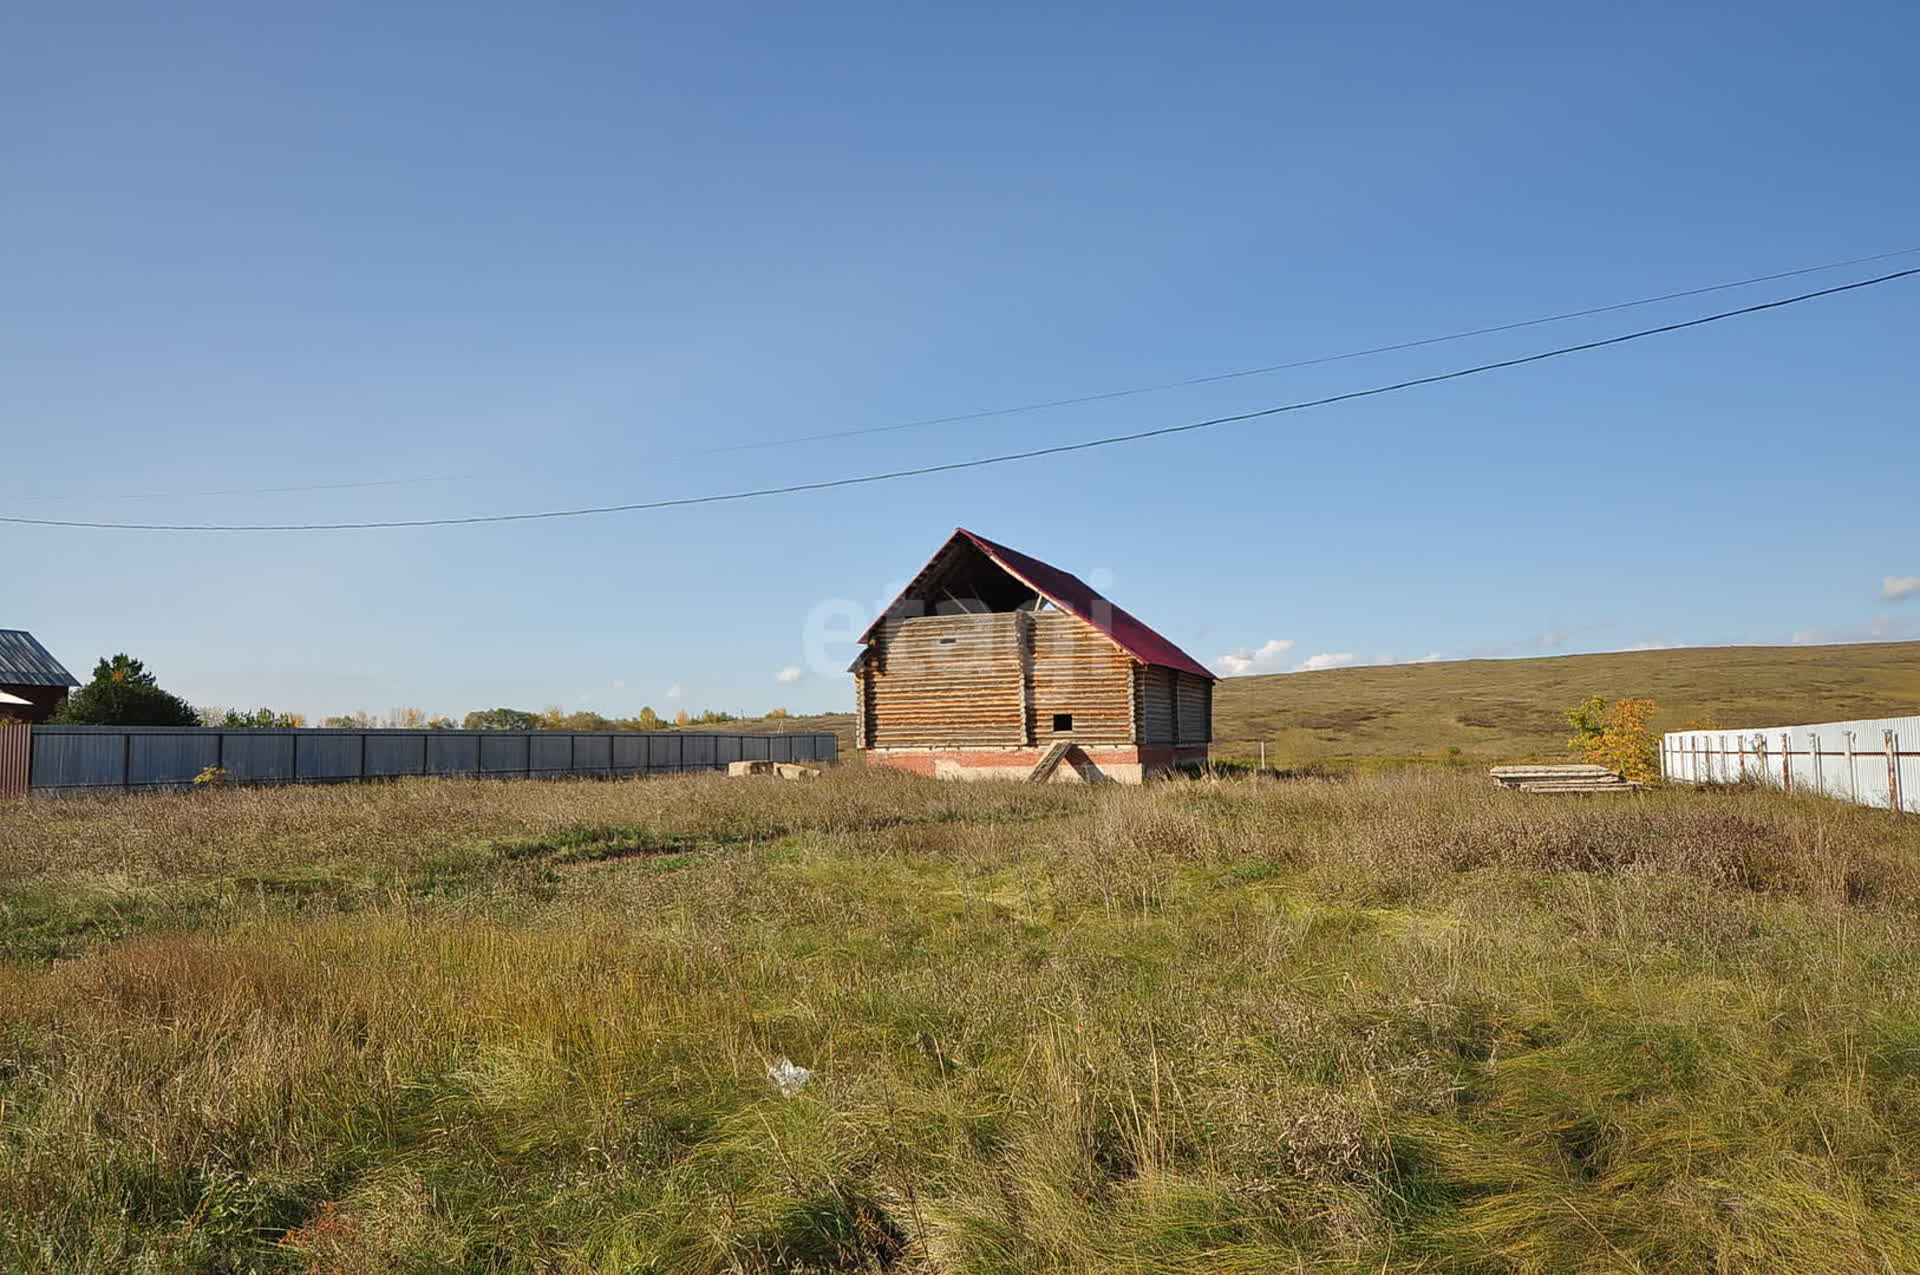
left=1566, top=694, right=1660, bottom=783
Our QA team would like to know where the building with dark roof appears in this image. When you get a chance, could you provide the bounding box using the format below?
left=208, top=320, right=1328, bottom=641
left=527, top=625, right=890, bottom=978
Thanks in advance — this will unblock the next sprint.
left=851, top=529, right=1214, bottom=782
left=0, top=630, right=79, bottom=723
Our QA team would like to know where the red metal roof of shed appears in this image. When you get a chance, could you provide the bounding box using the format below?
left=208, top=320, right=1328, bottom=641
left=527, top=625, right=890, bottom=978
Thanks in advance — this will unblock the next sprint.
left=861, top=529, right=1216, bottom=681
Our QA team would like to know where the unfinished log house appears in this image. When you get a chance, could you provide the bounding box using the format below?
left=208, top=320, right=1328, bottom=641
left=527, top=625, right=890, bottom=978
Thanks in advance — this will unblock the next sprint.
left=851, top=529, right=1214, bottom=781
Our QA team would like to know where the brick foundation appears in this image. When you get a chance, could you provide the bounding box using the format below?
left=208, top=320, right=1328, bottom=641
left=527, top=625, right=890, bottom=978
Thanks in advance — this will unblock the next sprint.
left=864, top=743, right=1208, bottom=784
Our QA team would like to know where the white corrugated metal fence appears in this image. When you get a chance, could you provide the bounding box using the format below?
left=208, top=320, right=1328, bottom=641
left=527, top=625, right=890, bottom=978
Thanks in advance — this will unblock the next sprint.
left=1662, top=715, right=1918, bottom=813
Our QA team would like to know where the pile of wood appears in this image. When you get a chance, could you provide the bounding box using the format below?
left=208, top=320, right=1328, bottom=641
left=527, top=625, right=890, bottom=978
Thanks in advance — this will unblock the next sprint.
left=1489, top=764, right=1641, bottom=794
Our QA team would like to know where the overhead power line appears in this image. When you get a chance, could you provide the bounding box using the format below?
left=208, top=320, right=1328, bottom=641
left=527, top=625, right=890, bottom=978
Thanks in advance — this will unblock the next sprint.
left=17, top=244, right=1920, bottom=509
left=694, top=245, right=1920, bottom=455
left=3, top=266, right=1913, bottom=534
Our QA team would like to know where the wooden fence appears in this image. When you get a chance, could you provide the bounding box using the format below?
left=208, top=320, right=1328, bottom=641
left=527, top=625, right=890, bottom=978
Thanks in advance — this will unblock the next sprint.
left=9, top=726, right=836, bottom=795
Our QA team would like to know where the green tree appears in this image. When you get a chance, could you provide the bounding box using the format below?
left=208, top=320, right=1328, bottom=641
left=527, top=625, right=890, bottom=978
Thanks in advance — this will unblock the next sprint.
left=53, top=654, right=199, bottom=727
left=1565, top=694, right=1609, bottom=753
left=463, top=708, right=540, bottom=731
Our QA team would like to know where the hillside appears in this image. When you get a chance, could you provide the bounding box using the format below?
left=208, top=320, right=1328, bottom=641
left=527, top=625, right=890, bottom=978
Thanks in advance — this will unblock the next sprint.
left=1211, top=640, right=1920, bottom=765
left=760, top=641, right=1920, bottom=766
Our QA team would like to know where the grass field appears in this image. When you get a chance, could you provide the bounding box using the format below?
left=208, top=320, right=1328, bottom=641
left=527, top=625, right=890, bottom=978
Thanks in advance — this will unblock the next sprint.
left=748, top=641, right=1920, bottom=769
left=4, top=766, right=1919, bottom=1272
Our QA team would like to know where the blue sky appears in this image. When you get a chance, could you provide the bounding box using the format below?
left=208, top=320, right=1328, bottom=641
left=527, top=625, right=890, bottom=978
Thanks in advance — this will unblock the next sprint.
left=3, top=1, right=1916, bottom=720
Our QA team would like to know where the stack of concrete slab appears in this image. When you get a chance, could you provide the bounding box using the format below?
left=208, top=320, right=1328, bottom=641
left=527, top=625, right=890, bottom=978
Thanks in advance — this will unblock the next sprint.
left=727, top=760, right=822, bottom=780
left=1489, top=764, right=1641, bottom=794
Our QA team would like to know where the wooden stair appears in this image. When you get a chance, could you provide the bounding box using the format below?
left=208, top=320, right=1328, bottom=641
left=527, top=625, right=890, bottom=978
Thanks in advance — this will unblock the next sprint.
left=1489, top=765, right=1642, bottom=794
left=1028, top=739, right=1075, bottom=783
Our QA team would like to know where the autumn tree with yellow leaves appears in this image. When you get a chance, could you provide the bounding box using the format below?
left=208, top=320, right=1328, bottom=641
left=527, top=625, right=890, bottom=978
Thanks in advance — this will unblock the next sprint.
left=1565, top=694, right=1660, bottom=784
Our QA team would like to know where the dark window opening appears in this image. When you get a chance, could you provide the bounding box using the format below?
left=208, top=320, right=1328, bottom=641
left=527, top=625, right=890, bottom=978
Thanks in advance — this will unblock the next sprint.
left=939, top=637, right=957, bottom=645
left=1051, top=713, right=1073, bottom=733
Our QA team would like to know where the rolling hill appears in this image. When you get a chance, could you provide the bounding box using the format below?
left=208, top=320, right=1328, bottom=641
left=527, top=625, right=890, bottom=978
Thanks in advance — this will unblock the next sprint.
left=739, top=640, right=1920, bottom=767
left=1209, top=639, right=1920, bottom=765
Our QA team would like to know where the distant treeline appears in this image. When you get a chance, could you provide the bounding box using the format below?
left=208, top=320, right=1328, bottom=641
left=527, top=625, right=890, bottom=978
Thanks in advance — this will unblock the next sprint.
left=197, top=705, right=790, bottom=731
left=23, top=649, right=808, bottom=732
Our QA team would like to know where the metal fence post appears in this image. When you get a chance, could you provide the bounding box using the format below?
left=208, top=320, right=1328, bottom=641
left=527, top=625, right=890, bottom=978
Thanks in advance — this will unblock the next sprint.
left=1845, top=730, right=1858, bottom=802
left=1889, top=730, right=1904, bottom=814
left=1781, top=732, right=1792, bottom=793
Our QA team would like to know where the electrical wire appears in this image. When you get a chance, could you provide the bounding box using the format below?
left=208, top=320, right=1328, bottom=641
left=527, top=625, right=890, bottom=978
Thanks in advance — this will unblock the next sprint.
left=3, top=266, right=1912, bottom=534
left=16, top=244, right=1919, bottom=508
left=694, top=245, right=1920, bottom=455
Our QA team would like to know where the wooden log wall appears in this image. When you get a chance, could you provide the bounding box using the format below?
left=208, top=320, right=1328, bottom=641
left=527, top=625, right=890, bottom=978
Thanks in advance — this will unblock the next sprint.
left=1135, top=665, right=1176, bottom=744
left=1175, top=672, right=1212, bottom=745
left=1027, top=610, right=1135, bottom=743
left=1130, top=667, right=1213, bottom=746
left=863, top=613, right=1026, bottom=747
left=863, top=609, right=1143, bottom=748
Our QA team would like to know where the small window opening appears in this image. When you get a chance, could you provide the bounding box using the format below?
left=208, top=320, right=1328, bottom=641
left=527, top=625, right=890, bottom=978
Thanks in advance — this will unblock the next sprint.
left=939, top=637, right=958, bottom=645
left=1051, top=713, right=1074, bottom=733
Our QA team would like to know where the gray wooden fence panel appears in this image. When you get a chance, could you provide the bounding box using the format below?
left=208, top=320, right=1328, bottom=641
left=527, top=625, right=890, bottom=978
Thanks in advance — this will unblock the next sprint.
left=24, top=727, right=836, bottom=793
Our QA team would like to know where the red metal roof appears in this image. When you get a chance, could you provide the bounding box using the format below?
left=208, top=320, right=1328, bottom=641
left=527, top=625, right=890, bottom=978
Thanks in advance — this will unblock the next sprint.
left=861, top=529, right=1216, bottom=681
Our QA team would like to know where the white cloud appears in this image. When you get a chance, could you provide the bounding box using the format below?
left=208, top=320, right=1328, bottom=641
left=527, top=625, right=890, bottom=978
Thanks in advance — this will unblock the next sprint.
left=612, top=679, right=626, bottom=689
left=1212, top=638, right=1296, bottom=676
left=665, top=682, right=682, bottom=699
left=1295, top=652, right=1358, bottom=673
left=1412, top=652, right=1450, bottom=664
left=773, top=665, right=805, bottom=683
left=1622, top=640, right=1681, bottom=652
left=1882, top=576, right=1920, bottom=602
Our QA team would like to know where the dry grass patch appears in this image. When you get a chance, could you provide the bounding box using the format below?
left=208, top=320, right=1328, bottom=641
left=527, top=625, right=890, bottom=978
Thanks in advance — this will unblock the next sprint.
left=2, top=768, right=1918, bottom=1271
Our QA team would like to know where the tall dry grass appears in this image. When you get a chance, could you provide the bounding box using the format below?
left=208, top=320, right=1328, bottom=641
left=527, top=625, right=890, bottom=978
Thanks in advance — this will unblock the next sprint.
left=2, top=768, right=1917, bottom=1272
